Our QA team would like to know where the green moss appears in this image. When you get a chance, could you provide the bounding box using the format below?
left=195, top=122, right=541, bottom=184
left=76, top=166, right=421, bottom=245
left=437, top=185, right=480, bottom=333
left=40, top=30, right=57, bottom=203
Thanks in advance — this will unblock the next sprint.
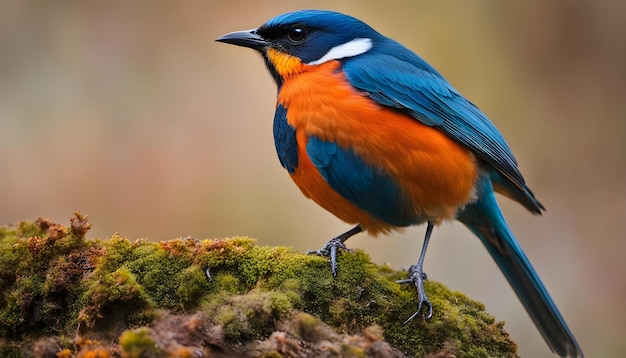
left=0, top=342, right=21, bottom=358
left=175, top=265, right=211, bottom=308
left=119, top=327, right=161, bottom=357
left=259, top=352, right=283, bottom=358
left=214, top=289, right=294, bottom=341
left=293, top=312, right=326, bottom=342
left=0, top=215, right=95, bottom=340
left=79, top=265, right=155, bottom=331
left=0, top=215, right=518, bottom=357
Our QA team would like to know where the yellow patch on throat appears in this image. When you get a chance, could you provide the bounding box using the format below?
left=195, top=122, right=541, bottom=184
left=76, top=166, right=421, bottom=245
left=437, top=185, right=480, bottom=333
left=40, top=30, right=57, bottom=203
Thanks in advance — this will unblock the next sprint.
left=267, top=48, right=310, bottom=78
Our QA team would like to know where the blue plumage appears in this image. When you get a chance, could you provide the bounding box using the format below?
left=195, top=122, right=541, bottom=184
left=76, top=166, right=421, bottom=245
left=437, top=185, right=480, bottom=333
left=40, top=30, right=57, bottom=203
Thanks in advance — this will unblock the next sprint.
left=457, top=176, right=581, bottom=358
left=260, top=10, right=380, bottom=65
left=216, top=10, right=583, bottom=357
left=273, top=104, right=298, bottom=173
left=306, top=136, right=415, bottom=227
left=342, top=50, right=543, bottom=213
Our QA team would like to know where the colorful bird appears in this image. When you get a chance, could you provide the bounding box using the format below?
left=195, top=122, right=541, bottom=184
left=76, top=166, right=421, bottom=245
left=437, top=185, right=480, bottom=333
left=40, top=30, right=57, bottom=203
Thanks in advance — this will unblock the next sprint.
left=216, top=10, right=583, bottom=357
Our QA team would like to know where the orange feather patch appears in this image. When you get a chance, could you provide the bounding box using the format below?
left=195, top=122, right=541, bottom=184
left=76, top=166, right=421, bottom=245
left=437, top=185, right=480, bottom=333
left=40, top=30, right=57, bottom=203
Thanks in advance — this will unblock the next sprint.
left=269, top=52, right=479, bottom=234
left=267, top=48, right=310, bottom=78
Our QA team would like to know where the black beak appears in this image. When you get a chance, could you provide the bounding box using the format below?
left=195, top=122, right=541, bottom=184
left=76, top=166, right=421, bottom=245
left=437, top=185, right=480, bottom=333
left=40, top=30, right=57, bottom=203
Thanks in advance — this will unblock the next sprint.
left=216, top=29, right=269, bottom=51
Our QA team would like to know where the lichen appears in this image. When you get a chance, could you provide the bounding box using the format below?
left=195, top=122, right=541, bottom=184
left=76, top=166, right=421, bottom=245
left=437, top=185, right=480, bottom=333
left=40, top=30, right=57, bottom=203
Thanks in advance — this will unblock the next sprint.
left=0, top=214, right=518, bottom=357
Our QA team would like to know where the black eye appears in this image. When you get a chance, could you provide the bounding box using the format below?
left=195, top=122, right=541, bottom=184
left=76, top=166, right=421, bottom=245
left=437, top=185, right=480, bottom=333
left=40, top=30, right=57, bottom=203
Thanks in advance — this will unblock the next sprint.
left=287, top=26, right=308, bottom=44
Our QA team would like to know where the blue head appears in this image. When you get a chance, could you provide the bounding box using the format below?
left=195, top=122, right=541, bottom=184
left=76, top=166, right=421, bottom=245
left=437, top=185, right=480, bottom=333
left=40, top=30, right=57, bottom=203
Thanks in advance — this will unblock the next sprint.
left=216, top=10, right=388, bottom=85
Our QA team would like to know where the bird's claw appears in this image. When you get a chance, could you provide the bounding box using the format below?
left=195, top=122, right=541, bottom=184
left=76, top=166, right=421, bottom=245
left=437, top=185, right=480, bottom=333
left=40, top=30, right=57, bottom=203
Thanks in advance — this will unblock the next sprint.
left=397, top=264, right=433, bottom=323
left=307, top=237, right=352, bottom=277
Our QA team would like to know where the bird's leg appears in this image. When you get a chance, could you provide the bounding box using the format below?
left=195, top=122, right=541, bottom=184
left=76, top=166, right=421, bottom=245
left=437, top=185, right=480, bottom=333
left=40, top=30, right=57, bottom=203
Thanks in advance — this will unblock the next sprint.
left=397, top=221, right=434, bottom=324
left=307, top=224, right=363, bottom=277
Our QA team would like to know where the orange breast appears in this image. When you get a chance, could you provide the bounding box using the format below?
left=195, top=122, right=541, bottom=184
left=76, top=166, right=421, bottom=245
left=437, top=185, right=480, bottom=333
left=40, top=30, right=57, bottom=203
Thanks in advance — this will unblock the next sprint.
left=276, top=58, right=478, bottom=234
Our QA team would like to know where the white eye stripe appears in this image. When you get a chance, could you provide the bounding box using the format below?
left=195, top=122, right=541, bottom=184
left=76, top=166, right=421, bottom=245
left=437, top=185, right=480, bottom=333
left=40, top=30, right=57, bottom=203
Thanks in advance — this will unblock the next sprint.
left=307, top=38, right=373, bottom=65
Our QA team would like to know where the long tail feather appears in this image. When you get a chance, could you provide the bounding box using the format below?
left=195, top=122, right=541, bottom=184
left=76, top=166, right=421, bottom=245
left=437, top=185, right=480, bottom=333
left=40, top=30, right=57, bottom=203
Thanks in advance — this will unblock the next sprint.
left=457, top=178, right=583, bottom=357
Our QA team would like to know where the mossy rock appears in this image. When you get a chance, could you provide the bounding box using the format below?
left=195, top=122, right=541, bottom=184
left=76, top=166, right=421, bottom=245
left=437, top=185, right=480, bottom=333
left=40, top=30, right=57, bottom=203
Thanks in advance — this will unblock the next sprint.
left=0, top=213, right=518, bottom=357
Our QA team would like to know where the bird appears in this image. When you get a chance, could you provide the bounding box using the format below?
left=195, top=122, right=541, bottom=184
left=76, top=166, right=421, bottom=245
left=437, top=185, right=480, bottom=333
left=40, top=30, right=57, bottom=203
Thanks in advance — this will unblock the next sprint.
left=216, top=9, right=583, bottom=357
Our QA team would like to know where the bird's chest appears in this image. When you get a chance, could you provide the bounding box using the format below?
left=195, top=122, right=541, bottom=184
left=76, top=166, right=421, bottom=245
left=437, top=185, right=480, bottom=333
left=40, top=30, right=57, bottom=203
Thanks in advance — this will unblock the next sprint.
left=272, top=63, right=479, bottom=224
left=272, top=61, right=368, bottom=174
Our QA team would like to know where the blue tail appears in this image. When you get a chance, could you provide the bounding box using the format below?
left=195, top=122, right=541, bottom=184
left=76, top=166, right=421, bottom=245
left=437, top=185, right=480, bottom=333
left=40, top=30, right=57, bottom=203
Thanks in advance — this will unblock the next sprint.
left=457, top=177, right=583, bottom=357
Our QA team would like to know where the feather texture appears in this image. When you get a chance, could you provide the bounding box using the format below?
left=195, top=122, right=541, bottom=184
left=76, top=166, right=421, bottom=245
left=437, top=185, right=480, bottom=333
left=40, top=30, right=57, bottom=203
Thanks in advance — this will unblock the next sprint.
left=342, top=47, right=543, bottom=214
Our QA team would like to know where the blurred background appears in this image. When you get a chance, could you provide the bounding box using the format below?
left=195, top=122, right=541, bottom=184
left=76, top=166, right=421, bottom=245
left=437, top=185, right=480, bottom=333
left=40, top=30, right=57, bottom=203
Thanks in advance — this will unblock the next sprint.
left=1, top=1, right=624, bottom=356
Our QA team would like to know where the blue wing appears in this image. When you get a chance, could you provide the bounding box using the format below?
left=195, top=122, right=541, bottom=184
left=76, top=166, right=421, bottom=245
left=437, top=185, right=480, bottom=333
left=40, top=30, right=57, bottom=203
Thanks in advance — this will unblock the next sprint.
left=273, top=104, right=298, bottom=173
left=342, top=40, right=543, bottom=213
left=306, top=135, right=418, bottom=227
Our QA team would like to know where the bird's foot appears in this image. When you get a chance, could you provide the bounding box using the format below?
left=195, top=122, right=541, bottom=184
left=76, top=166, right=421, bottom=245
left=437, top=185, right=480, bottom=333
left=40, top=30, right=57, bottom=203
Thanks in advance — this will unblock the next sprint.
left=306, top=225, right=363, bottom=278
left=397, top=264, right=433, bottom=324
left=306, top=237, right=352, bottom=278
